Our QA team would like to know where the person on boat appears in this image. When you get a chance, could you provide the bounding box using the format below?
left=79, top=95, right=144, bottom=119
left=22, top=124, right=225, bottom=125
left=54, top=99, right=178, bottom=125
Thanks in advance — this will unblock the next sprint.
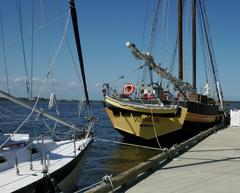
left=142, top=88, right=155, bottom=100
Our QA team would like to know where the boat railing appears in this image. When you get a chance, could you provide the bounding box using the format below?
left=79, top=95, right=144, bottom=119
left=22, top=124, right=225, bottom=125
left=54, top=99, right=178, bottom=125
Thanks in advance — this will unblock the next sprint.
left=103, top=83, right=181, bottom=107
left=187, top=93, right=216, bottom=105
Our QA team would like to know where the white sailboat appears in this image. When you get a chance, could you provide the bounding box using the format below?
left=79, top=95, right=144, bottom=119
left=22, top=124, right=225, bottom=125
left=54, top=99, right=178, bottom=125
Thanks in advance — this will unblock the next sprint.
left=0, top=0, right=93, bottom=192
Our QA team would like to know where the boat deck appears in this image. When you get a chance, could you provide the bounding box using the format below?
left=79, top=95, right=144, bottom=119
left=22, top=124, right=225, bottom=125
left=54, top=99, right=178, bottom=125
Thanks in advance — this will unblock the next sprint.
left=105, top=96, right=177, bottom=109
left=0, top=139, right=89, bottom=192
left=127, top=126, right=240, bottom=193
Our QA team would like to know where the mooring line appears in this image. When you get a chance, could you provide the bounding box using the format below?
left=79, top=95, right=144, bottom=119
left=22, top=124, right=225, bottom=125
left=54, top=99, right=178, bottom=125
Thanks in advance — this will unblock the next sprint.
left=93, top=137, right=162, bottom=151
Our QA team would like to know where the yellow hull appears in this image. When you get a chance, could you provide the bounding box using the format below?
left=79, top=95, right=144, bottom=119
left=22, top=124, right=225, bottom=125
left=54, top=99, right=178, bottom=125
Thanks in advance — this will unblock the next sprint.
left=104, top=97, right=187, bottom=140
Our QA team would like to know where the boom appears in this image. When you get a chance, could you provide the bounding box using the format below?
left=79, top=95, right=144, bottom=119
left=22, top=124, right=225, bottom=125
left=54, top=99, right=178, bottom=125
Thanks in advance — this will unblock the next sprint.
left=0, top=90, right=84, bottom=132
left=126, top=42, right=194, bottom=100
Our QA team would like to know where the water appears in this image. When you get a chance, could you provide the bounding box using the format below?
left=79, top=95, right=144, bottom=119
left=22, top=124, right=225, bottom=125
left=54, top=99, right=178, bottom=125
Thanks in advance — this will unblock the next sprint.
left=0, top=100, right=238, bottom=192
left=0, top=100, right=159, bottom=191
left=76, top=101, right=160, bottom=190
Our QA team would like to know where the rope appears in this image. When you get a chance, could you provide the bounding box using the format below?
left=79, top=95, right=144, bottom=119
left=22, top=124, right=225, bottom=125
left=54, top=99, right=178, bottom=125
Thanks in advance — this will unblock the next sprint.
left=148, top=0, right=161, bottom=54
left=30, top=0, right=35, bottom=99
left=140, top=1, right=150, bottom=50
left=55, top=0, right=83, bottom=93
left=199, top=0, right=221, bottom=101
left=16, top=0, right=31, bottom=99
left=102, top=175, right=114, bottom=193
left=0, top=9, right=71, bottom=149
left=201, top=0, right=219, bottom=79
left=106, top=64, right=145, bottom=93
left=93, top=137, right=162, bottom=151
left=160, top=0, right=168, bottom=65
left=75, top=175, right=114, bottom=193
left=46, top=173, right=61, bottom=193
left=0, top=10, right=10, bottom=94
left=42, top=118, right=74, bottom=141
left=0, top=112, right=33, bottom=149
left=197, top=2, right=209, bottom=83
left=40, top=0, right=57, bottom=96
left=40, top=0, right=50, bottom=65
left=149, top=100, right=163, bottom=150
left=75, top=181, right=102, bottom=193
left=77, top=98, right=86, bottom=117
left=0, top=12, right=68, bottom=50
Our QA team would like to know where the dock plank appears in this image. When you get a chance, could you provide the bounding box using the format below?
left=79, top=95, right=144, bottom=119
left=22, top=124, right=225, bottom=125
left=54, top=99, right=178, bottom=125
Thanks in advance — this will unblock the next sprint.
left=126, top=126, right=240, bottom=193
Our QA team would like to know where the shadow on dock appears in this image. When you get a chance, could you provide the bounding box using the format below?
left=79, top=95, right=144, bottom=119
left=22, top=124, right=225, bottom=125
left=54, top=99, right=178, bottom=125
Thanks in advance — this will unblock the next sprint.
left=84, top=122, right=228, bottom=193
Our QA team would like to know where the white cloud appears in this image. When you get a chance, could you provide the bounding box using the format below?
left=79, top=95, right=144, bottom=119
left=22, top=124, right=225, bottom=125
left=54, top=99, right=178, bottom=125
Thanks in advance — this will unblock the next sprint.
left=0, top=76, right=83, bottom=97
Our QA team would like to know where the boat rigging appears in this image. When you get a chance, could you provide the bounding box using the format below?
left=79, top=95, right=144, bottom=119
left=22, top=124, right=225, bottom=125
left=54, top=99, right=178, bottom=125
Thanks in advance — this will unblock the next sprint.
left=102, top=0, right=227, bottom=142
left=0, top=0, right=94, bottom=192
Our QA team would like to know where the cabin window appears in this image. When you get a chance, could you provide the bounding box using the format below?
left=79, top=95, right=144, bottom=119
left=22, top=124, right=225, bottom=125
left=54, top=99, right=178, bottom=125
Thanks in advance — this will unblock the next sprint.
left=121, top=111, right=130, bottom=117
left=132, top=112, right=141, bottom=117
left=113, top=110, right=120, bottom=117
left=0, top=156, right=7, bottom=163
left=32, top=147, right=37, bottom=154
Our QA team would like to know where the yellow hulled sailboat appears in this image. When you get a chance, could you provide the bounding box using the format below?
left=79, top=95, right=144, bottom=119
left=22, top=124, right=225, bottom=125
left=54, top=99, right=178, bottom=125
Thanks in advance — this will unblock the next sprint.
left=104, top=94, right=187, bottom=140
left=103, top=0, right=227, bottom=141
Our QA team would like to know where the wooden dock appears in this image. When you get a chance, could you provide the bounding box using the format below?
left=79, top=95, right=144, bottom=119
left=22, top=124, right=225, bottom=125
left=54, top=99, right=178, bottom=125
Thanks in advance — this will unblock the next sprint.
left=126, top=125, right=240, bottom=193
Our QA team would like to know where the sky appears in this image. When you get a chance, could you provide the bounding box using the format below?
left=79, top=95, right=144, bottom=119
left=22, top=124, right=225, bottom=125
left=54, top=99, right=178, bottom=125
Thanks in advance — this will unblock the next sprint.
left=0, top=0, right=240, bottom=101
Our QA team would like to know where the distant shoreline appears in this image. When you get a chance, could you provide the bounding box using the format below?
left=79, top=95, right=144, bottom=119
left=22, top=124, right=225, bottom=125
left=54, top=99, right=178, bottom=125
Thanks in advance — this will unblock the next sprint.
left=225, top=100, right=240, bottom=103
left=0, top=97, right=103, bottom=103
left=0, top=97, right=238, bottom=103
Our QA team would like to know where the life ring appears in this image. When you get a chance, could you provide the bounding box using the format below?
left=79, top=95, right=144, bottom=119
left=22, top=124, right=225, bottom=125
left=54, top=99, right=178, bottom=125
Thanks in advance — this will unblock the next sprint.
left=123, top=84, right=135, bottom=96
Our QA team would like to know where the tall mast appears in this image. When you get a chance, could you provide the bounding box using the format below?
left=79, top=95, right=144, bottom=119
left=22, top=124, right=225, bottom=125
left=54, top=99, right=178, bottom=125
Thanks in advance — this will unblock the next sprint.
left=178, top=0, right=183, bottom=80
left=68, top=0, right=90, bottom=108
left=192, top=0, right=197, bottom=92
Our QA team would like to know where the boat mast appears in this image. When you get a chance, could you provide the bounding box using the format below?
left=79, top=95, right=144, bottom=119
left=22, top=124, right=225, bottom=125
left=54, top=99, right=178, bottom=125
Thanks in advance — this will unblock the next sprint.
left=68, top=0, right=90, bottom=108
left=192, top=0, right=196, bottom=92
left=178, top=0, right=183, bottom=81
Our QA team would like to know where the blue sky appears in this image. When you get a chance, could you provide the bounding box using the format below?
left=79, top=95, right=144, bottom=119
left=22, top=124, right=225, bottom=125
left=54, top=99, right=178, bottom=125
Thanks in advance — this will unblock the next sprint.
left=0, top=0, right=239, bottom=100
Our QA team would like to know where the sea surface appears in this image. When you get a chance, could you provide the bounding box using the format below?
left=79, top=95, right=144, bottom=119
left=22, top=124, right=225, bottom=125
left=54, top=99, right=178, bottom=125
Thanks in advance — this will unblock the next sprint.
left=0, top=100, right=239, bottom=192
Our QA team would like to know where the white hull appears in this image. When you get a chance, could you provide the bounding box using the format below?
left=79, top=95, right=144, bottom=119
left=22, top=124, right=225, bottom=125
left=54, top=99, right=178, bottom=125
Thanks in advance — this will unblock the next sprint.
left=0, top=136, right=92, bottom=193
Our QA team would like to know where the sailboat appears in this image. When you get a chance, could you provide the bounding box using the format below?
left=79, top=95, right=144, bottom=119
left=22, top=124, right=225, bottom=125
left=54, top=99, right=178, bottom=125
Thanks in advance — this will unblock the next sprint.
left=103, top=0, right=226, bottom=141
left=0, top=0, right=93, bottom=192
left=175, top=0, right=225, bottom=127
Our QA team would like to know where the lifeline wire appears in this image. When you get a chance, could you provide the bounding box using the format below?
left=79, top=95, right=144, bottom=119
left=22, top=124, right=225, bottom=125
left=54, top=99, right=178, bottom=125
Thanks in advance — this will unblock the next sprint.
left=16, top=0, right=31, bottom=99
left=0, top=10, right=10, bottom=94
left=0, top=10, right=71, bottom=149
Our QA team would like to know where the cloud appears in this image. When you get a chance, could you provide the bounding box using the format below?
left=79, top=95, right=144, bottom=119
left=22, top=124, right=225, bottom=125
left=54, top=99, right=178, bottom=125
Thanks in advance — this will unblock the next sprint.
left=0, top=76, right=83, bottom=96
left=57, top=80, right=82, bottom=91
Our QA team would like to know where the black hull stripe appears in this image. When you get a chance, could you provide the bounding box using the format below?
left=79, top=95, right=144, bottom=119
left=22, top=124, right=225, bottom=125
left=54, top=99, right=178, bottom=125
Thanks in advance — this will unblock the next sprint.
left=179, top=101, right=221, bottom=115
left=105, top=103, right=181, bottom=118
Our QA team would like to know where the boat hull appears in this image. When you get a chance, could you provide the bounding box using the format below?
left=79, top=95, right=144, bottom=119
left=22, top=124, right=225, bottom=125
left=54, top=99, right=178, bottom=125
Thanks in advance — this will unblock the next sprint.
left=12, top=138, right=92, bottom=193
left=104, top=97, right=187, bottom=140
left=180, top=101, right=223, bottom=127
